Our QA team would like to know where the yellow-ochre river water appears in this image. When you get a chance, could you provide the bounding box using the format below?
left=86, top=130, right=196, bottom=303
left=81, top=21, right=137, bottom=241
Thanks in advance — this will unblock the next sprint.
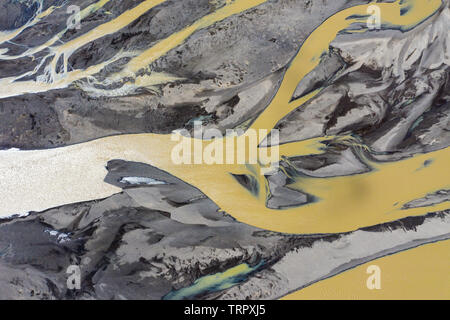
left=282, top=239, right=450, bottom=300
left=0, top=0, right=448, bottom=236
left=0, top=0, right=448, bottom=300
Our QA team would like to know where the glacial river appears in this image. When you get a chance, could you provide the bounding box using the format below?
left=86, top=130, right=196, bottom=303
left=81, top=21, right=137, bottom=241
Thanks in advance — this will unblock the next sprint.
left=0, top=0, right=448, bottom=298
left=0, top=0, right=448, bottom=233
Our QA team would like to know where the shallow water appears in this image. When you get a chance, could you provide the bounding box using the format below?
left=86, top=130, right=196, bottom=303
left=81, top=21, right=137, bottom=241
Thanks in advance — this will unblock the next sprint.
left=282, top=239, right=450, bottom=300
left=0, top=0, right=447, bottom=235
left=0, top=0, right=448, bottom=300
left=163, top=262, right=263, bottom=300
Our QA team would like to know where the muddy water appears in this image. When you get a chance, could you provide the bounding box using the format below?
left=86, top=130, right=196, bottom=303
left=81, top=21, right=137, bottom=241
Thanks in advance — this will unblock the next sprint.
left=0, top=0, right=448, bottom=237
left=282, top=239, right=450, bottom=300
left=0, top=0, right=268, bottom=98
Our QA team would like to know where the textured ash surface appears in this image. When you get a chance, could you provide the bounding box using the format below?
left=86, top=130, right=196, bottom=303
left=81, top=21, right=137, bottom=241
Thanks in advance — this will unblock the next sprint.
left=0, top=0, right=449, bottom=300
left=0, top=159, right=448, bottom=299
left=1, top=0, right=380, bottom=149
